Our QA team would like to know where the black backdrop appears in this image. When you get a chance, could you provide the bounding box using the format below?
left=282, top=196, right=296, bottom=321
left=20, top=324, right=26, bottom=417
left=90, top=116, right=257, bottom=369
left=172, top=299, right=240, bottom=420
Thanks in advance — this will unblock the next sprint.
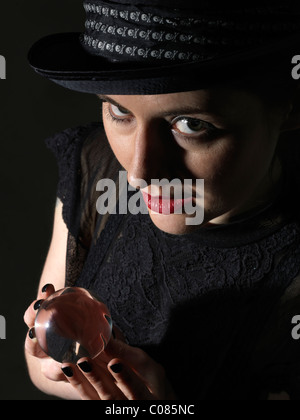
left=0, top=1, right=100, bottom=399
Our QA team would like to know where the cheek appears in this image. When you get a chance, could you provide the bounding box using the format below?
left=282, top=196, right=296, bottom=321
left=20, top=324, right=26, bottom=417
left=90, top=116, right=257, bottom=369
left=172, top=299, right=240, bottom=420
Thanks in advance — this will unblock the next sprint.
left=184, top=141, right=236, bottom=188
left=191, top=128, right=277, bottom=209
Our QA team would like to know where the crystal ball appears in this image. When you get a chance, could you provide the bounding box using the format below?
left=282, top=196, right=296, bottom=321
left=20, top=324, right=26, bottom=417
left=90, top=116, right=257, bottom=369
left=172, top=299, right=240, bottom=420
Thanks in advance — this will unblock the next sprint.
left=34, top=287, right=112, bottom=363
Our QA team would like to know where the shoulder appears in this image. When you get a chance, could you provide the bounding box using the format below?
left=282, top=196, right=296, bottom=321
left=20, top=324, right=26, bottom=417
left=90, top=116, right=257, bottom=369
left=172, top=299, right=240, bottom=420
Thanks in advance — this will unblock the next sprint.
left=44, top=121, right=117, bottom=193
left=45, top=122, right=104, bottom=160
left=45, top=122, right=118, bottom=177
left=44, top=122, right=119, bottom=239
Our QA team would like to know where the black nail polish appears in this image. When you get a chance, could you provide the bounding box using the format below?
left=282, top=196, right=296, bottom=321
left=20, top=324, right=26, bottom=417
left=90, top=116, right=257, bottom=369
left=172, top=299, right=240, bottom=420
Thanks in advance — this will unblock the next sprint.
left=61, top=366, right=73, bottom=378
left=78, top=361, right=92, bottom=373
left=28, top=328, right=35, bottom=339
left=34, top=300, right=43, bottom=311
left=105, top=314, right=112, bottom=327
left=110, top=363, right=123, bottom=374
left=42, top=284, right=51, bottom=293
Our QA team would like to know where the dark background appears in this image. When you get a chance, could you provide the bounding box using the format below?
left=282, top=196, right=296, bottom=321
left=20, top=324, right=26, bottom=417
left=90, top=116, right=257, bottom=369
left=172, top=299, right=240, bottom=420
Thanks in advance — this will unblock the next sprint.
left=0, top=1, right=100, bottom=399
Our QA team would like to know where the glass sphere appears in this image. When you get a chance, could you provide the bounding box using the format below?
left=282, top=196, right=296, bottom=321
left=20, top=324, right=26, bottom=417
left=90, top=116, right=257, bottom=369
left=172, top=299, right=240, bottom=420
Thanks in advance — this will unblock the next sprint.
left=34, top=287, right=112, bottom=363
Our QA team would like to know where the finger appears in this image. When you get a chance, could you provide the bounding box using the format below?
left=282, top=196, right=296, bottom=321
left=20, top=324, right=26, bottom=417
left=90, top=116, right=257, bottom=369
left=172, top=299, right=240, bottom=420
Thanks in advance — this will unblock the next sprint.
left=23, top=304, right=36, bottom=328
left=105, top=340, right=168, bottom=396
left=23, top=298, right=45, bottom=328
left=112, top=325, right=127, bottom=342
left=25, top=328, right=67, bottom=382
left=104, top=339, right=152, bottom=375
left=76, top=358, right=127, bottom=400
left=40, top=358, right=67, bottom=382
left=24, top=327, right=47, bottom=358
left=108, top=358, right=155, bottom=400
left=61, top=363, right=101, bottom=400
left=37, top=283, right=56, bottom=300
left=91, top=327, right=126, bottom=365
left=23, top=284, right=55, bottom=327
left=24, top=299, right=47, bottom=358
left=103, top=336, right=127, bottom=361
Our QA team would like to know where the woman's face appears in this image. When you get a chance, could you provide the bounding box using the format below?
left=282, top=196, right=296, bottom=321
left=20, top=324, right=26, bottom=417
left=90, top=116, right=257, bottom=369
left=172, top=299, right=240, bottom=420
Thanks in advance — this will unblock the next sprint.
left=100, top=88, right=287, bottom=234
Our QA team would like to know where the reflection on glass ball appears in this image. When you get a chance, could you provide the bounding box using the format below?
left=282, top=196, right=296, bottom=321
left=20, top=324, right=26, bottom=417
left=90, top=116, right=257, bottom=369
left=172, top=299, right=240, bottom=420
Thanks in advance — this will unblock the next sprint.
left=34, top=287, right=112, bottom=363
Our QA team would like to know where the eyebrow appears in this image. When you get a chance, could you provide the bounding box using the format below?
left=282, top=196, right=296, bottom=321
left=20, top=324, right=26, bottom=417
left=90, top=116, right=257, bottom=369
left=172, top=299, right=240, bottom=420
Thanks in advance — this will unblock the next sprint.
left=98, top=95, right=127, bottom=109
left=98, top=94, right=214, bottom=118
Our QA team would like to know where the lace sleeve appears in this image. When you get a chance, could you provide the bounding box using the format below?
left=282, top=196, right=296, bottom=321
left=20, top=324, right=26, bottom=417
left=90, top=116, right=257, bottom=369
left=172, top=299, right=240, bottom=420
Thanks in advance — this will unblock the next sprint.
left=45, top=123, right=100, bottom=237
left=45, top=122, right=122, bottom=287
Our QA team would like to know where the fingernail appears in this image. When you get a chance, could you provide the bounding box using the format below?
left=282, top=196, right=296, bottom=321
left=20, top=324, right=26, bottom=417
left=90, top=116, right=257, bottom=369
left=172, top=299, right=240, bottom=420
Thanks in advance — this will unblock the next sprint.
left=110, top=363, right=123, bottom=374
left=28, top=328, right=35, bottom=340
left=61, top=366, right=73, bottom=378
left=78, top=361, right=92, bottom=373
left=42, top=284, right=51, bottom=293
left=112, top=328, right=116, bottom=339
left=34, top=300, right=43, bottom=311
left=105, top=314, right=112, bottom=327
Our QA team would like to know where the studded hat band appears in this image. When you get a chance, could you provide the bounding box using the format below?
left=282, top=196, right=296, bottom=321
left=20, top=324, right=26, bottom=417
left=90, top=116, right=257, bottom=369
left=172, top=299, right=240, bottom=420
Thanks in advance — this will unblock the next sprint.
left=81, top=0, right=300, bottom=65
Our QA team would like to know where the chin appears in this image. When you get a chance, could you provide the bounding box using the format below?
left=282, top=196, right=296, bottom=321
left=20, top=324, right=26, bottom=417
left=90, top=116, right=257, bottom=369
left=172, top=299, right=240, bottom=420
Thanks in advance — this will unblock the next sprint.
left=148, top=211, right=204, bottom=235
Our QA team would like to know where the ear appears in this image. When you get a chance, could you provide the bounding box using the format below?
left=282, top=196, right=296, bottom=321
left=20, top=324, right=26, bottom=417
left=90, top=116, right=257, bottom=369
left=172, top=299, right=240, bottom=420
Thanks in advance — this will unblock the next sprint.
left=281, top=84, right=300, bottom=131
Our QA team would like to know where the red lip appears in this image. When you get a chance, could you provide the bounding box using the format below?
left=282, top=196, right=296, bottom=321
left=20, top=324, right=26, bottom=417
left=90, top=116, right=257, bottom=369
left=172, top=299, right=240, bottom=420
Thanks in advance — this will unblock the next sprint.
left=142, top=192, right=193, bottom=215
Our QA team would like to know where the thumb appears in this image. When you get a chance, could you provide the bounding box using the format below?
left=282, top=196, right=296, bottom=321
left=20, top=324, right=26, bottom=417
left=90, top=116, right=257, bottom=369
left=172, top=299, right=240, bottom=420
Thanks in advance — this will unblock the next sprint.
left=104, top=338, right=157, bottom=373
left=99, top=336, right=140, bottom=366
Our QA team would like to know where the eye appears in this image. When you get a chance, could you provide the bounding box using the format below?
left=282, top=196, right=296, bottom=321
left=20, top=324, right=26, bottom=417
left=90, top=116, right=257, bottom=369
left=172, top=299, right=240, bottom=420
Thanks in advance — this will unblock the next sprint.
left=172, top=117, right=207, bottom=135
left=109, top=104, right=131, bottom=119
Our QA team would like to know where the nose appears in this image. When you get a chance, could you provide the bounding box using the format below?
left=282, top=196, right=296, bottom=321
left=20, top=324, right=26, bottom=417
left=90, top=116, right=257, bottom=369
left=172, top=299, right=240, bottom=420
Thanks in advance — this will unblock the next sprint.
left=127, top=121, right=176, bottom=188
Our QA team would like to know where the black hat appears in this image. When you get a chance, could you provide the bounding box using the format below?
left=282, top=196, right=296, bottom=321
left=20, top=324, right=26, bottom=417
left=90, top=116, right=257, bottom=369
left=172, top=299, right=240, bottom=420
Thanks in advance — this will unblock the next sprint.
left=28, top=0, right=300, bottom=95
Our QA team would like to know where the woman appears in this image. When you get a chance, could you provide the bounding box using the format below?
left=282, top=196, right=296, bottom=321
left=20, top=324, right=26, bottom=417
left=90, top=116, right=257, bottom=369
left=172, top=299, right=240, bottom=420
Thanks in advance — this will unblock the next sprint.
left=24, top=0, right=300, bottom=400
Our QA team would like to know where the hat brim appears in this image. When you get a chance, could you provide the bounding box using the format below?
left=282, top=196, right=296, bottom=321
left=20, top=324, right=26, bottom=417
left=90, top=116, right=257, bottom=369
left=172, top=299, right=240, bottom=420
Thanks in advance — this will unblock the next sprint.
left=28, top=32, right=300, bottom=94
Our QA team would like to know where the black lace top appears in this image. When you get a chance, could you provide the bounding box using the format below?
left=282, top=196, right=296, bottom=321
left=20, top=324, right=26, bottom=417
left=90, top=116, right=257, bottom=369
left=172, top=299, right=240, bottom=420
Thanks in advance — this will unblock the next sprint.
left=46, top=123, right=300, bottom=400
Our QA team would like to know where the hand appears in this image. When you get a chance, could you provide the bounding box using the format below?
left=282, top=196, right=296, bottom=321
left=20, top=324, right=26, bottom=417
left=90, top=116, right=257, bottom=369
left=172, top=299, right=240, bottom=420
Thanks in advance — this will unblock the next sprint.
left=25, top=285, right=175, bottom=400
left=61, top=337, right=176, bottom=400
left=24, top=283, right=67, bottom=383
